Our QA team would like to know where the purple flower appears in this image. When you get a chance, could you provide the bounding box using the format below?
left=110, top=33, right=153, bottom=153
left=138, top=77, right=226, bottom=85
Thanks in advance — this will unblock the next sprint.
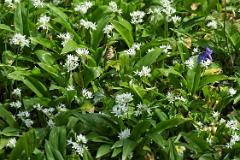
left=197, top=47, right=213, bottom=63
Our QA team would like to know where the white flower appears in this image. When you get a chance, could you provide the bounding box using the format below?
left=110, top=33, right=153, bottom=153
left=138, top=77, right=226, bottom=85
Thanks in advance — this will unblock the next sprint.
left=225, top=142, right=232, bottom=148
left=5, top=0, right=20, bottom=8
left=23, top=118, right=34, bottom=128
left=207, top=20, right=217, bottom=29
left=206, top=137, right=212, bottom=144
left=175, top=96, right=186, bottom=102
left=74, top=1, right=93, bottom=14
left=82, top=88, right=93, bottom=99
left=226, top=120, right=239, bottom=131
left=76, top=48, right=89, bottom=56
left=220, top=118, right=226, bottom=124
left=10, top=100, right=22, bottom=109
left=47, top=119, right=55, bottom=128
left=212, top=111, right=220, bottom=119
left=160, top=0, right=176, bottom=16
left=57, top=103, right=67, bottom=112
left=230, top=133, right=240, bottom=144
left=112, top=103, right=128, bottom=117
left=134, top=103, right=151, bottom=116
left=229, top=88, right=237, bottom=96
left=57, top=32, right=72, bottom=46
left=6, top=138, right=16, bottom=148
left=185, top=57, right=195, bottom=69
left=130, top=11, right=145, bottom=24
left=63, top=54, right=79, bottom=72
left=66, top=85, right=75, bottom=91
left=11, top=33, right=30, bottom=48
left=38, top=15, right=50, bottom=30
left=134, top=66, right=151, bottom=77
left=166, top=92, right=175, bottom=104
left=33, top=103, right=43, bottom=111
left=103, top=24, right=114, bottom=37
left=116, top=92, right=133, bottom=104
left=52, top=0, right=62, bottom=5
left=79, top=19, right=97, bottom=30
left=31, top=0, right=44, bottom=8
left=124, top=43, right=141, bottom=56
left=12, top=88, right=21, bottom=97
left=17, top=111, right=30, bottom=118
left=193, top=47, right=199, bottom=53
left=171, top=15, right=181, bottom=24
left=108, top=1, right=122, bottom=14
left=76, top=134, right=88, bottom=144
left=200, top=59, right=212, bottom=68
left=42, top=108, right=54, bottom=117
left=160, top=44, right=172, bottom=54
left=118, top=128, right=131, bottom=139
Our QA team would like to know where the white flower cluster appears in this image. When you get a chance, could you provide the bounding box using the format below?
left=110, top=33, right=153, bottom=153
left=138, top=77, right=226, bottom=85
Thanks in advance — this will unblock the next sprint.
left=226, top=120, right=239, bottom=131
left=125, top=43, right=141, bottom=56
left=103, top=24, right=114, bottom=37
left=171, top=15, right=181, bottom=24
left=226, top=133, right=240, bottom=148
left=134, top=103, right=152, bottom=116
left=12, top=88, right=21, bottom=97
left=10, top=100, right=22, bottom=109
left=112, top=92, right=133, bottom=118
left=33, top=104, right=55, bottom=117
left=6, top=138, right=17, bottom=148
left=130, top=11, right=145, bottom=24
left=200, top=59, right=212, bottom=68
left=67, top=134, right=88, bottom=157
left=38, top=15, right=50, bottom=30
left=108, top=1, right=122, bottom=14
left=11, top=33, right=30, bottom=48
left=74, top=1, right=93, bottom=14
left=57, top=103, right=67, bottom=112
left=57, top=32, right=72, bottom=46
left=5, top=0, right=20, bottom=8
left=207, top=20, right=217, bottom=29
left=118, top=128, right=131, bottom=139
left=159, top=0, right=176, bottom=17
left=76, top=48, right=89, bottom=56
left=185, top=57, right=195, bottom=69
left=160, top=44, right=172, bottom=54
left=17, top=111, right=33, bottom=128
left=134, top=66, right=151, bottom=77
left=63, top=54, right=79, bottom=72
left=229, top=88, right=237, bottom=96
left=82, top=88, right=93, bottom=99
left=79, top=19, right=97, bottom=30
left=31, top=0, right=44, bottom=8
left=166, top=92, right=186, bottom=104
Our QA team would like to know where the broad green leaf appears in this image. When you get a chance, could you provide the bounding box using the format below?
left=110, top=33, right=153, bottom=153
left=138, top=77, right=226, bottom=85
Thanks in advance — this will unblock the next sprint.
left=45, top=141, right=55, bottom=160
left=198, top=75, right=229, bottom=89
left=14, top=3, right=24, bottom=34
left=96, top=144, right=111, bottom=158
left=30, top=37, right=57, bottom=52
left=122, top=139, right=137, bottom=160
left=91, top=15, right=112, bottom=49
left=0, top=24, right=14, bottom=32
left=9, top=130, right=37, bottom=160
left=186, top=65, right=202, bottom=94
left=22, top=76, right=48, bottom=97
left=111, top=18, right=133, bottom=48
left=0, top=105, right=18, bottom=127
left=83, top=66, right=103, bottom=87
left=61, top=40, right=85, bottom=54
left=131, top=120, right=152, bottom=140
left=150, top=118, right=190, bottom=133
left=35, top=50, right=56, bottom=65
left=134, top=49, right=162, bottom=70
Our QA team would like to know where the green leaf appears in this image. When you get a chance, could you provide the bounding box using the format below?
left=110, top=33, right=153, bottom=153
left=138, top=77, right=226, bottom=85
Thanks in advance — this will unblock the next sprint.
left=131, top=120, right=152, bottom=140
left=199, top=75, right=229, bottom=89
left=83, top=66, right=103, bottom=87
left=45, top=141, right=55, bottom=160
left=91, top=15, right=112, bottom=49
left=0, top=24, right=14, bottom=32
left=14, top=3, right=23, bottom=34
left=96, top=144, right=111, bottom=158
left=30, top=37, right=57, bottom=52
left=47, top=4, right=68, bottom=21
left=9, top=130, right=37, bottom=160
left=111, top=18, right=133, bottom=48
left=122, top=139, right=137, bottom=160
left=35, top=50, right=56, bottom=65
left=186, top=65, right=202, bottom=94
left=134, top=49, right=162, bottom=70
left=150, top=118, right=190, bottom=133
left=61, top=40, right=85, bottom=54
left=0, top=105, right=18, bottom=127
left=22, top=76, right=48, bottom=97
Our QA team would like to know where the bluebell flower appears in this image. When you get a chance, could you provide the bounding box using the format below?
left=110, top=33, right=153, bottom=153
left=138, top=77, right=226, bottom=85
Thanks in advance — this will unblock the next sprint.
left=197, top=47, right=213, bottom=63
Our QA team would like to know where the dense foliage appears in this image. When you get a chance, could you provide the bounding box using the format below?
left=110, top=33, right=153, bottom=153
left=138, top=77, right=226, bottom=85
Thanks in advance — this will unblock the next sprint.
left=1, top=0, right=240, bottom=159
